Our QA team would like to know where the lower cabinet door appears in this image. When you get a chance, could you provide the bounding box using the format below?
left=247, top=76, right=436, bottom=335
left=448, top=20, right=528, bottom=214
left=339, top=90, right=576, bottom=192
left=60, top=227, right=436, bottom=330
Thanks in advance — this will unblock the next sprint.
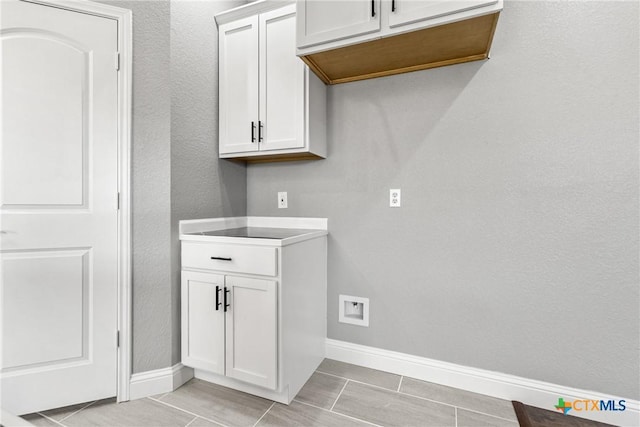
left=225, top=275, right=278, bottom=389
left=181, top=271, right=225, bottom=374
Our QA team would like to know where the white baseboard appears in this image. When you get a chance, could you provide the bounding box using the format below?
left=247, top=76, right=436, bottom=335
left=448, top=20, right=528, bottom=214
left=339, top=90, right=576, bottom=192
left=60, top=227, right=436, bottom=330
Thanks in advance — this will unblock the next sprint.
left=326, top=339, right=639, bottom=426
left=1, top=409, right=33, bottom=426
left=129, top=363, right=194, bottom=400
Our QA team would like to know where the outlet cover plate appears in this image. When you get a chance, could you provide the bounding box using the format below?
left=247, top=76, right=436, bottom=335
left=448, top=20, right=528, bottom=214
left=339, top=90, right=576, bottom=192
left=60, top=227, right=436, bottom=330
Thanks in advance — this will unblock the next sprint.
left=390, top=189, right=401, bottom=207
left=278, top=192, right=288, bottom=209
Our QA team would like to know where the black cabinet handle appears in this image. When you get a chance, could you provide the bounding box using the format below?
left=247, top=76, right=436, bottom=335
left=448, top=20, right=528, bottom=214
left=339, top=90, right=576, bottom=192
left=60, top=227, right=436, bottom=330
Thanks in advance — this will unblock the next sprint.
left=371, top=0, right=375, bottom=17
left=215, top=285, right=221, bottom=311
left=224, top=287, right=230, bottom=312
left=211, top=256, right=232, bottom=261
left=391, top=0, right=395, bottom=12
left=251, top=121, right=256, bottom=142
left=258, top=120, right=264, bottom=142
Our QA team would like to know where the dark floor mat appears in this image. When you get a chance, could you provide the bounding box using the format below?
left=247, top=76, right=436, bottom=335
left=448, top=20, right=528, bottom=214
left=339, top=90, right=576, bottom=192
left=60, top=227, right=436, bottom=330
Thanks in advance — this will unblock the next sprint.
left=512, top=401, right=616, bottom=427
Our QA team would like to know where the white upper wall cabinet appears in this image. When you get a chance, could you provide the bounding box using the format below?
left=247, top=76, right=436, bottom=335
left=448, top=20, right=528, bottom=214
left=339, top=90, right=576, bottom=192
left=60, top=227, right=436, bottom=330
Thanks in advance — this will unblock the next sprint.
left=216, top=1, right=326, bottom=162
left=297, top=0, right=381, bottom=49
left=387, top=0, right=497, bottom=30
left=296, top=0, right=503, bottom=85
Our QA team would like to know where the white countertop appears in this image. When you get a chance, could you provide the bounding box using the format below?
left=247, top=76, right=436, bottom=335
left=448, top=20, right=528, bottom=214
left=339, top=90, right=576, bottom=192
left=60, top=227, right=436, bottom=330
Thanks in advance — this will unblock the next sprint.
left=179, top=217, right=328, bottom=247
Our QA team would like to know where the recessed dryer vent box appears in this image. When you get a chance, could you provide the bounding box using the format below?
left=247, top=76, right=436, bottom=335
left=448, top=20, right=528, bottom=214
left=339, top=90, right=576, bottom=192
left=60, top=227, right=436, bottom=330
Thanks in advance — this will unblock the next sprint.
left=339, top=295, right=369, bottom=327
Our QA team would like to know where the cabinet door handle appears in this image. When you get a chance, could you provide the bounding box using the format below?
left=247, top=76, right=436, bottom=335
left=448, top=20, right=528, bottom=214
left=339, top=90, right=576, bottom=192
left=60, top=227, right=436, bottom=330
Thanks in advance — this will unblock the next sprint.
left=371, top=0, right=375, bottom=17
left=251, top=121, right=256, bottom=142
left=211, top=256, right=232, bottom=261
left=224, top=287, right=230, bottom=312
left=258, top=120, right=264, bottom=142
left=391, top=0, right=395, bottom=12
left=215, top=285, right=221, bottom=311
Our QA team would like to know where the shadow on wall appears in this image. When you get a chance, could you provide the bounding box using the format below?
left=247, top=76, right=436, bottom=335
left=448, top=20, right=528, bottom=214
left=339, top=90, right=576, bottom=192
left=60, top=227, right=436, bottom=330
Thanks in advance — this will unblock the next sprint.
left=218, top=159, right=247, bottom=217
left=325, top=61, right=485, bottom=193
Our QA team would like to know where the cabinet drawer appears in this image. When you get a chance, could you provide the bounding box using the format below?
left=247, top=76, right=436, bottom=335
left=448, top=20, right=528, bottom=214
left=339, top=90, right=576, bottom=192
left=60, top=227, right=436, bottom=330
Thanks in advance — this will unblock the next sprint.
left=182, top=242, right=277, bottom=276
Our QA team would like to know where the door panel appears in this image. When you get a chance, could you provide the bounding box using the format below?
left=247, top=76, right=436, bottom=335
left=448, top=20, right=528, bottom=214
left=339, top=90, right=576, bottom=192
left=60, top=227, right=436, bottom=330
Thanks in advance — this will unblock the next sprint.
left=259, top=5, right=305, bottom=152
left=1, top=0, right=118, bottom=415
left=225, top=276, right=277, bottom=390
left=2, top=249, right=89, bottom=370
left=297, top=0, right=381, bottom=48
left=2, top=33, right=88, bottom=207
left=181, top=272, right=225, bottom=375
left=219, top=16, right=259, bottom=154
left=387, top=0, right=498, bottom=29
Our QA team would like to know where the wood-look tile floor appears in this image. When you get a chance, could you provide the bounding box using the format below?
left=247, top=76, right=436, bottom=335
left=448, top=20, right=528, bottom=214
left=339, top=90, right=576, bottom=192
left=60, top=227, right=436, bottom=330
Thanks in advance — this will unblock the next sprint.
left=22, top=359, right=518, bottom=427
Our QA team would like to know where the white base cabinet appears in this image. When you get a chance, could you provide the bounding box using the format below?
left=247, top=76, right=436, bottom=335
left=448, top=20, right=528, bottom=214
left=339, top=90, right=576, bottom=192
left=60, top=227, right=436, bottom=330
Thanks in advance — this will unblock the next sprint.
left=180, top=217, right=328, bottom=404
left=182, top=272, right=277, bottom=389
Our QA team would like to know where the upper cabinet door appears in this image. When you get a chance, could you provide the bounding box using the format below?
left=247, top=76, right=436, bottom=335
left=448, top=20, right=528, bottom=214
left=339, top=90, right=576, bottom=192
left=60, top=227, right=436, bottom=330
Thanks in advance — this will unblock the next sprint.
left=219, top=15, right=259, bottom=155
left=297, top=0, right=381, bottom=49
left=387, top=0, right=498, bottom=30
left=259, top=5, right=304, bottom=152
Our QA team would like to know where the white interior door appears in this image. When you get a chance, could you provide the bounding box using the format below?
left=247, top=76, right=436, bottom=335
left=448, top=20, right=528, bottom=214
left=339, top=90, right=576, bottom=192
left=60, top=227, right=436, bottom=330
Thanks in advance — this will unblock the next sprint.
left=259, top=5, right=305, bottom=152
left=1, top=0, right=119, bottom=415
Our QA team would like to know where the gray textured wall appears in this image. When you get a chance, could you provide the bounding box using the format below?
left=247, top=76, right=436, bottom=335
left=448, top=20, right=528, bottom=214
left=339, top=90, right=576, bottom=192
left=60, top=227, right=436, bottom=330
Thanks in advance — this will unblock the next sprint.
left=99, top=0, right=174, bottom=373
left=247, top=1, right=640, bottom=399
left=98, top=0, right=247, bottom=373
left=170, top=0, right=247, bottom=365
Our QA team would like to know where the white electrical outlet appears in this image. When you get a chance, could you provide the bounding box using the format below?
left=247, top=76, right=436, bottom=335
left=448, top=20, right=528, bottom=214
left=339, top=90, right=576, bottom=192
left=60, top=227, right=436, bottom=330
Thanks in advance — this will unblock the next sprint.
left=278, top=192, right=288, bottom=209
left=390, top=189, right=401, bottom=207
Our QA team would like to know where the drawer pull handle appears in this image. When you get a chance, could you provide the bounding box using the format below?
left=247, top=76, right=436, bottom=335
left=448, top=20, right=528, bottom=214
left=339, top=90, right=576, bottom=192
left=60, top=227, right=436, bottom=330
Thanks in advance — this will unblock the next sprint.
left=224, top=287, right=230, bottom=312
left=211, top=256, right=232, bottom=261
left=215, top=285, right=221, bottom=311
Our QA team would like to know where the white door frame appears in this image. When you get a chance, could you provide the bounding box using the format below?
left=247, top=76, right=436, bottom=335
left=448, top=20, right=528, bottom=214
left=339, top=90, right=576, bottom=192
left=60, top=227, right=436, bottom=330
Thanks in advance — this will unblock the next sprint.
left=18, top=0, right=133, bottom=403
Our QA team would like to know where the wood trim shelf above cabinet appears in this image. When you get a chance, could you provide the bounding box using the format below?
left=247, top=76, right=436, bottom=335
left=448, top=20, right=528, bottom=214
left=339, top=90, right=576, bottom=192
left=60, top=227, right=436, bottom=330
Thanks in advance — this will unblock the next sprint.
left=302, top=12, right=500, bottom=85
left=296, top=0, right=503, bottom=85
left=225, top=152, right=325, bottom=164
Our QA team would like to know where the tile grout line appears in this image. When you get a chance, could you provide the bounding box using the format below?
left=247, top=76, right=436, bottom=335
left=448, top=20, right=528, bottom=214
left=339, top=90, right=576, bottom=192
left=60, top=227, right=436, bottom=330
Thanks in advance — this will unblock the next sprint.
left=58, top=400, right=99, bottom=423
left=397, top=375, right=403, bottom=392
left=454, top=406, right=518, bottom=423
left=35, top=412, right=66, bottom=427
left=329, top=379, right=349, bottom=412
left=155, top=392, right=170, bottom=401
left=316, top=371, right=398, bottom=393
left=252, top=401, right=275, bottom=427
left=395, top=389, right=517, bottom=422
left=292, top=399, right=383, bottom=427
left=315, top=369, right=517, bottom=423
left=184, top=415, right=199, bottom=427
left=147, top=396, right=229, bottom=427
